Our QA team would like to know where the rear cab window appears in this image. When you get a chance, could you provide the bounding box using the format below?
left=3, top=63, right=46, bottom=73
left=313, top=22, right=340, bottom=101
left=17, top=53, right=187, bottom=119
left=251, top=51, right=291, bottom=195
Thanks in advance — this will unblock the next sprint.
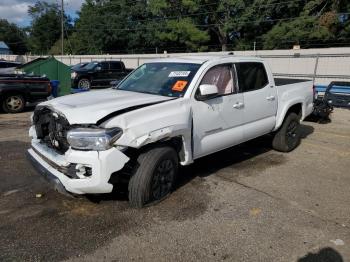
left=235, top=62, right=269, bottom=92
left=110, top=62, right=123, bottom=71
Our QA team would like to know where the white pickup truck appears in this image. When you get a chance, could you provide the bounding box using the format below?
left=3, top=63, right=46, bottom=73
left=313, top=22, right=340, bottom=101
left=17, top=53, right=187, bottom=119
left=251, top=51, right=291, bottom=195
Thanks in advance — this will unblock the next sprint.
left=27, top=55, right=314, bottom=207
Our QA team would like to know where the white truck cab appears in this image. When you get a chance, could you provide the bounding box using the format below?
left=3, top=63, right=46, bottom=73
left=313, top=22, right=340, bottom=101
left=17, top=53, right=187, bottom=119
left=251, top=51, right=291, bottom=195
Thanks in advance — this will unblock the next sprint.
left=27, top=55, right=314, bottom=207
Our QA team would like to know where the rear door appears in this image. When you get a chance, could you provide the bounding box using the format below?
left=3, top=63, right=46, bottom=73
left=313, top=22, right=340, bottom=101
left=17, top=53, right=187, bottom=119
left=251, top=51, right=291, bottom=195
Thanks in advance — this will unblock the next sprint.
left=235, top=62, right=277, bottom=140
left=192, top=63, right=244, bottom=158
left=110, top=61, right=127, bottom=82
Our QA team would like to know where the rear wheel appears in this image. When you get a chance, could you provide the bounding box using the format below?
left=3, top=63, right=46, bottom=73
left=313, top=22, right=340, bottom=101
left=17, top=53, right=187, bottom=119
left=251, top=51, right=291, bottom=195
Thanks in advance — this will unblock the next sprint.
left=128, top=146, right=178, bottom=208
left=272, top=112, right=301, bottom=152
left=77, top=78, right=91, bottom=90
left=2, top=94, right=25, bottom=113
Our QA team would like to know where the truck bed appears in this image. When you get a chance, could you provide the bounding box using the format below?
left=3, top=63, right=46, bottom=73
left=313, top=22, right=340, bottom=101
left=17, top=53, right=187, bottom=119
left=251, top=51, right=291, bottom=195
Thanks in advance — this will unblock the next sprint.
left=274, top=77, right=312, bottom=86
left=273, top=77, right=314, bottom=129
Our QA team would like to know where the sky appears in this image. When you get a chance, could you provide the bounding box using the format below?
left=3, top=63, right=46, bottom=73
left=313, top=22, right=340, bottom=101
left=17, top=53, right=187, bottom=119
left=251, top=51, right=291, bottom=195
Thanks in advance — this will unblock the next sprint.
left=0, top=0, right=84, bottom=27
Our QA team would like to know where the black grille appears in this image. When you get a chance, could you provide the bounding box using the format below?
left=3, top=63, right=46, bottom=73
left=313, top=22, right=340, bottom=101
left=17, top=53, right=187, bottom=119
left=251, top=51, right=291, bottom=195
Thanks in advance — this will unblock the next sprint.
left=33, top=107, right=70, bottom=154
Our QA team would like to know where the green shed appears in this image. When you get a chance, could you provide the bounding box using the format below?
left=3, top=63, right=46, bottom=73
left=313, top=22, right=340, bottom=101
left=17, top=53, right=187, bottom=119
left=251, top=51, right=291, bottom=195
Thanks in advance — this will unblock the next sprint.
left=18, top=56, right=71, bottom=96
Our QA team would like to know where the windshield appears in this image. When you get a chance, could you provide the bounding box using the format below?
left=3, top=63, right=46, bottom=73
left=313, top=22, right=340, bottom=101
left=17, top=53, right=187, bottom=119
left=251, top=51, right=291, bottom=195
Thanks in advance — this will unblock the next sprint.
left=71, top=63, right=87, bottom=71
left=116, top=62, right=201, bottom=97
left=83, top=62, right=99, bottom=70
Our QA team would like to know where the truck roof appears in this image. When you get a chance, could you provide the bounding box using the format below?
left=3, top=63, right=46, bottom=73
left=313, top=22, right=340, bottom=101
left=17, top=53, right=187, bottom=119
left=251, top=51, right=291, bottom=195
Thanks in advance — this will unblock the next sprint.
left=149, top=55, right=264, bottom=64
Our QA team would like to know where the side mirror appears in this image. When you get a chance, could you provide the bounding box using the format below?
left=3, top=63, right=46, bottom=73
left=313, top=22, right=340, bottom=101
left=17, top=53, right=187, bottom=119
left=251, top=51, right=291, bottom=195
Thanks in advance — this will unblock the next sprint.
left=96, top=66, right=102, bottom=71
left=197, top=84, right=219, bottom=101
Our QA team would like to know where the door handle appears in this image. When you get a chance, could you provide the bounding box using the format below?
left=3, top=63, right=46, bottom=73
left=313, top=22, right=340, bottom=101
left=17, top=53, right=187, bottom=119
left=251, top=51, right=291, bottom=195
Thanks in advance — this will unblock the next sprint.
left=233, top=102, right=244, bottom=109
left=266, top=96, right=275, bottom=101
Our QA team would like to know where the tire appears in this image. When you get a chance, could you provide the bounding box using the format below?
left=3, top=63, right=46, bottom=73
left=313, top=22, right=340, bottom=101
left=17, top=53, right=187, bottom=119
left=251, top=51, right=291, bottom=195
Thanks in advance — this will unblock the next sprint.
left=2, top=94, right=25, bottom=113
left=272, top=112, right=301, bottom=152
left=77, top=78, right=91, bottom=90
left=128, top=146, right=178, bottom=208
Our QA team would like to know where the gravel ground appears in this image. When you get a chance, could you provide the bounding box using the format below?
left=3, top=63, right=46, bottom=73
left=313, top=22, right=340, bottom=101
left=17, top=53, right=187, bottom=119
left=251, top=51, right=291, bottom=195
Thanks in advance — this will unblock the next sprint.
left=0, top=108, right=349, bottom=262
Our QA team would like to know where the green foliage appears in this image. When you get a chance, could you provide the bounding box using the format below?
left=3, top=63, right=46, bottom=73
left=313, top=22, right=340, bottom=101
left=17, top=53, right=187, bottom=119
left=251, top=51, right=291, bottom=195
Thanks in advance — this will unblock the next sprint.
left=262, top=17, right=333, bottom=49
left=158, top=18, right=209, bottom=51
left=0, top=19, right=28, bottom=54
left=28, top=1, right=71, bottom=55
left=4, top=0, right=349, bottom=54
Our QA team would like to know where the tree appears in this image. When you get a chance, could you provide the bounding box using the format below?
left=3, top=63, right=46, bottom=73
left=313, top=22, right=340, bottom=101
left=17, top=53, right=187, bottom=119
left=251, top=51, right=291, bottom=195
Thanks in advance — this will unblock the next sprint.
left=195, top=0, right=251, bottom=51
left=41, top=0, right=350, bottom=54
left=28, top=1, right=71, bottom=55
left=149, top=0, right=209, bottom=52
left=72, top=0, right=209, bottom=54
left=0, top=19, right=28, bottom=54
left=262, top=17, right=333, bottom=49
left=261, top=0, right=350, bottom=49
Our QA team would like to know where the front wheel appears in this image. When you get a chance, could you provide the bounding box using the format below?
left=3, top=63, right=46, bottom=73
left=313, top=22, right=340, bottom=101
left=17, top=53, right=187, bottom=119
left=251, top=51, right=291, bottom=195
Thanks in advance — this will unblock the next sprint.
left=2, top=94, right=25, bottom=113
left=77, top=78, right=91, bottom=90
left=128, top=146, right=178, bottom=208
left=272, top=112, right=301, bottom=152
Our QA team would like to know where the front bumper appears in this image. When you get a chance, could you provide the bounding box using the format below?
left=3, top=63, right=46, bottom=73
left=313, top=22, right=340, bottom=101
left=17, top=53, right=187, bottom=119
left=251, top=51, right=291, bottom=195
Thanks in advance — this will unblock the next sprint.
left=27, top=140, right=129, bottom=195
left=26, top=151, right=73, bottom=197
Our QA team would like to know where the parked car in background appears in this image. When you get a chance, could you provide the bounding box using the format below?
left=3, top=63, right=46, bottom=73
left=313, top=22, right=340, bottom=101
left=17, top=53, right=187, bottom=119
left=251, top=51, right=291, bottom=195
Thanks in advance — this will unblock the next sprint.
left=0, top=60, right=21, bottom=74
left=0, top=74, right=51, bottom=113
left=27, top=55, right=314, bottom=208
left=71, top=61, right=133, bottom=90
left=320, top=81, right=350, bottom=108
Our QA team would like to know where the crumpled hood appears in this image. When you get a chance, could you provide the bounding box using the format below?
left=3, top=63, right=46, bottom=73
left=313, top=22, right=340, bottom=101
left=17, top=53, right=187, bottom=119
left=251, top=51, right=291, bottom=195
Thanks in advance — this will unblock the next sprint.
left=39, top=89, right=174, bottom=124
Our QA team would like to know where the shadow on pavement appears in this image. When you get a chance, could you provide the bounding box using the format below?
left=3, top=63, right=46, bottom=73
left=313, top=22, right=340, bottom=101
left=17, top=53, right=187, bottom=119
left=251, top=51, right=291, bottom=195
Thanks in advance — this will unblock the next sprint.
left=176, top=123, right=314, bottom=190
left=86, top=123, right=314, bottom=203
left=298, top=247, right=343, bottom=262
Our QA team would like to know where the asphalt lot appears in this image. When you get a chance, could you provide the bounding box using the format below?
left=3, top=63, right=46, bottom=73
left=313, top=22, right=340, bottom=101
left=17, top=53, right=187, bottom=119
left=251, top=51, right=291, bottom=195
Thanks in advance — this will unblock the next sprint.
left=0, top=108, right=349, bottom=262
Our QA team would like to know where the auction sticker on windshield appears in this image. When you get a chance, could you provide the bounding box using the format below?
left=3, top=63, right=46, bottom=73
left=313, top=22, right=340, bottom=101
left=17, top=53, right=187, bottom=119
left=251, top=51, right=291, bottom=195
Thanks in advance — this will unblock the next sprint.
left=172, top=80, right=188, bottom=92
left=169, top=71, right=191, bottom=77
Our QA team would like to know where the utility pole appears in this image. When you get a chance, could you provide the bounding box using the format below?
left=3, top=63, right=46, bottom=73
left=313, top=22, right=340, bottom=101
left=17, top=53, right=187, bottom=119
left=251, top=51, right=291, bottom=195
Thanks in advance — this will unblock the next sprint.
left=61, top=0, right=64, bottom=55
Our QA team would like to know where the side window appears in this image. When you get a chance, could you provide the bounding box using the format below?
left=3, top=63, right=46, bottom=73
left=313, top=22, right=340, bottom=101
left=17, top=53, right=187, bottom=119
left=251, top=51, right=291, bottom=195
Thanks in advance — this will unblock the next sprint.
left=110, top=62, right=122, bottom=71
left=235, top=62, right=268, bottom=92
left=200, top=64, right=236, bottom=95
left=6, top=62, right=17, bottom=68
left=100, top=62, right=109, bottom=70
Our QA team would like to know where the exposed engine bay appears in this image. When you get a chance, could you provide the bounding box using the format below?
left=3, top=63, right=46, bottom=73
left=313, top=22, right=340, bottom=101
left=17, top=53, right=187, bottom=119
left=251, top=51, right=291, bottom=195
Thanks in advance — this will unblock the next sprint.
left=33, top=107, right=71, bottom=154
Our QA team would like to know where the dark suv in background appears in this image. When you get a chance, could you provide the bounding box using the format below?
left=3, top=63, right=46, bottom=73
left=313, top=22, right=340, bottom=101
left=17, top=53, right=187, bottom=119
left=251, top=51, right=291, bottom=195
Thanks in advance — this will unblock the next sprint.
left=71, top=60, right=133, bottom=90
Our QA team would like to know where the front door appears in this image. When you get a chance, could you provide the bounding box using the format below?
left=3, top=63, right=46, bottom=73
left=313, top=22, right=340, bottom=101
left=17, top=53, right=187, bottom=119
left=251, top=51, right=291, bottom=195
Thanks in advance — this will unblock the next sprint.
left=192, top=64, right=244, bottom=159
left=93, top=61, right=111, bottom=87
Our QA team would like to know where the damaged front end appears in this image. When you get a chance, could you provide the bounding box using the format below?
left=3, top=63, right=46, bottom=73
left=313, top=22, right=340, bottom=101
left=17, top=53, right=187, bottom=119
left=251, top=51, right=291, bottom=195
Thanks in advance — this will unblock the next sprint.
left=27, top=106, right=130, bottom=195
left=32, top=106, right=71, bottom=154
